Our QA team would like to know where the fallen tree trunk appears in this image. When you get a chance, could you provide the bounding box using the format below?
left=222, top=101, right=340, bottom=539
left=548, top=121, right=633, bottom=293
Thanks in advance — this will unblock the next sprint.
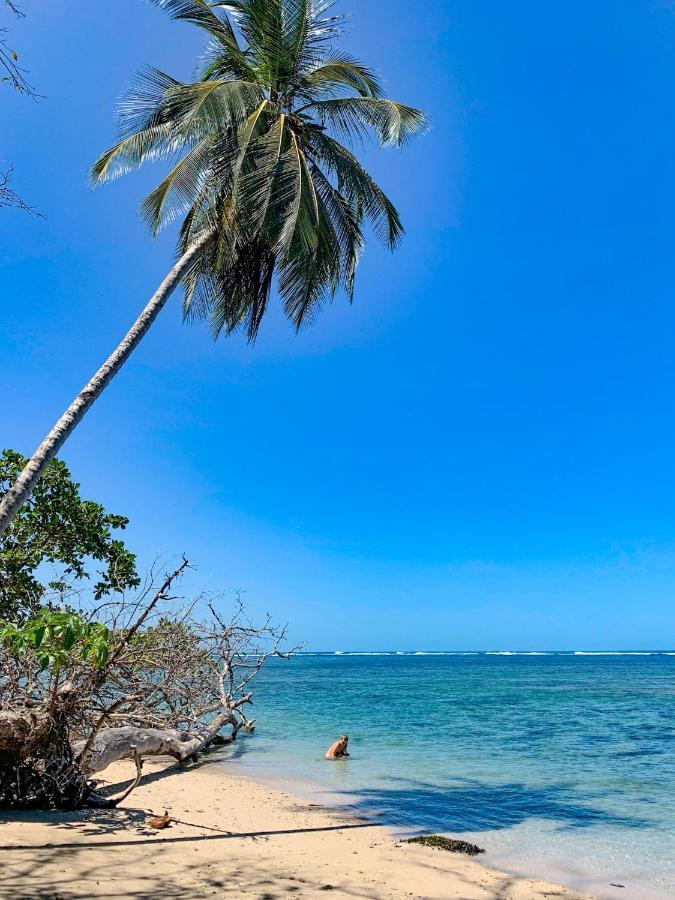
left=0, top=683, right=77, bottom=757
left=1, top=567, right=295, bottom=809
left=76, top=710, right=238, bottom=775
left=0, top=708, right=53, bottom=756
left=0, top=705, right=87, bottom=809
left=1, top=706, right=238, bottom=808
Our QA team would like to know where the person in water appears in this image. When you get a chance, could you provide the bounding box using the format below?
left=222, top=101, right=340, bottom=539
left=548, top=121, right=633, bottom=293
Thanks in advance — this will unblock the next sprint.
left=325, top=735, right=350, bottom=759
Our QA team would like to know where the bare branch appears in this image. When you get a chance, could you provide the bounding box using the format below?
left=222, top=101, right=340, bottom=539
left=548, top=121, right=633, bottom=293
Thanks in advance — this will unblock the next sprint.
left=1, top=0, right=44, bottom=219
left=106, top=557, right=192, bottom=669
left=0, top=27, right=33, bottom=96
left=0, top=164, right=41, bottom=216
left=1, top=0, right=36, bottom=95
left=1, top=560, right=300, bottom=807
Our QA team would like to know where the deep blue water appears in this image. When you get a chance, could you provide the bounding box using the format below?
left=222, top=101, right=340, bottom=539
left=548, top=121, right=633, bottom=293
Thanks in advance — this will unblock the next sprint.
left=219, top=652, right=675, bottom=899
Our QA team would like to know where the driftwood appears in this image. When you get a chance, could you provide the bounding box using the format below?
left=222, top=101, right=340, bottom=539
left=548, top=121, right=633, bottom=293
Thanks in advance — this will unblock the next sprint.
left=0, top=708, right=53, bottom=755
left=1, top=559, right=298, bottom=808
left=76, top=712, right=236, bottom=775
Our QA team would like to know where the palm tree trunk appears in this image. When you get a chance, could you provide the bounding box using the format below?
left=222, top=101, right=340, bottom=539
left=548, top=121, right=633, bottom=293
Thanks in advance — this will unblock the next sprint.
left=0, top=231, right=211, bottom=537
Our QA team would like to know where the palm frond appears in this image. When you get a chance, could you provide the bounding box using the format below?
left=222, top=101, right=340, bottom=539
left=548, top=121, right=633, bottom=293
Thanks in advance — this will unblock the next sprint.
left=306, top=97, right=428, bottom=147
left=92, top=77, right=264, bottom=186
left=151, top=0, right=254, bottom=79
left=198, top=37, right=256, bottom=82
left=163, top=79, right=264, bottom=138
left=227, top=98, right=270, bottom=186
left=115, top=66, right=181, bottom=136
left=274, top=128, right=304, bottom=253
left=309, top=130, right=403, bottom=247
left=91, top=122, right=177, bottom=185
left=139, top=136, right=217, bottom=235
left=218, top=0, right=286, bottom=84
left=234, top=114, right=289, bottom=236
left=294, top=52, right=382, bottom=100
left=94, top=0, right=428, bottom=342
left=151, top=0, right=239, bottom=47
left=285, top=0, right=347, bottom=76
left=122, top=75, right=263, bottom=141
left=309, top=160, right=363, bottom=298
left=181, top=206, right=277, bottom=341
left=278, top=194, right=341, bottom=331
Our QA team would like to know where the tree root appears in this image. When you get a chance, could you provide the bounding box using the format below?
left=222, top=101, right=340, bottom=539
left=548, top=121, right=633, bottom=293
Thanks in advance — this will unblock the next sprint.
left=82, top=749, right=143, bottom=808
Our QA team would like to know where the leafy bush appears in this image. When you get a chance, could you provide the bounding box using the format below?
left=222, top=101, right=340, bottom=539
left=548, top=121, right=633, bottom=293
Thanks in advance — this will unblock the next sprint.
left=0, top=449, right=139, bottom=619
left=0, top=608, right=112, bottom=671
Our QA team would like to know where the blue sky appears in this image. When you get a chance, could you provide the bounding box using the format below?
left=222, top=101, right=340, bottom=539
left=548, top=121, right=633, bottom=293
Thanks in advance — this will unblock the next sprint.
left=3, top=0, right=675, bottom=649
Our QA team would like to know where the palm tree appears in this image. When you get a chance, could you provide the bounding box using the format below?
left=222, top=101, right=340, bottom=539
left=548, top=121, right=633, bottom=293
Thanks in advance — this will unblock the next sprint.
left=0, top=0, right=427, bottom=536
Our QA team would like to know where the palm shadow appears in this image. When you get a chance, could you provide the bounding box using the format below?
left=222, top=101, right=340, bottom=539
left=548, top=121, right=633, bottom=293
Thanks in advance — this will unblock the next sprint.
left=0, top=845, right=384, bottom=900
left=332, top=776, right=650, bottom=834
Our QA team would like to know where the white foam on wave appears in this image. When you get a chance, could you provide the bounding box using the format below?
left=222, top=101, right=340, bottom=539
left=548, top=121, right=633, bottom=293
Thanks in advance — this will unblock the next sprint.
left=574, top=651, right=654, bottom=656
left=320, top=649, right=670, bottom=657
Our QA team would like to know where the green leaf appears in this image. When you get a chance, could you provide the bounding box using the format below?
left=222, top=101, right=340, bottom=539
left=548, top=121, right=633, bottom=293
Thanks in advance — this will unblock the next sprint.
left=33, top=625, right=46, bottom=648
left=0, top=449, right=140, bottom=620
left=63, top=626, right=76, bottom=651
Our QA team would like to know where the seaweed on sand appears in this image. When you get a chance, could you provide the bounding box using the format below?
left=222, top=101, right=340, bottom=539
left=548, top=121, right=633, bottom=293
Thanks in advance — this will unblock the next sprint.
left=405, top=834, right=485, bottom=855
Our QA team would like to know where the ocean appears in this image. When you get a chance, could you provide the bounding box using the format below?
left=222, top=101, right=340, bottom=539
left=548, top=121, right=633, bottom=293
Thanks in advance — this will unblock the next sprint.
left=219, top=652, right=675, bottom=900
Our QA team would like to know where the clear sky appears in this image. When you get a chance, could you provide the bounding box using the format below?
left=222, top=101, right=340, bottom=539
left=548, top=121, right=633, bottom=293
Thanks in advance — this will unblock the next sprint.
left=3, top=0, right=675, bottom=650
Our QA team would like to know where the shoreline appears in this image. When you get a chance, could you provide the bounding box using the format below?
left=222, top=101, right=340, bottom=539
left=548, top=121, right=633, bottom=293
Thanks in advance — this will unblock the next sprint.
left=0, top=755, right=594, bottom=899
left=216, top=755, right=652, bottom=900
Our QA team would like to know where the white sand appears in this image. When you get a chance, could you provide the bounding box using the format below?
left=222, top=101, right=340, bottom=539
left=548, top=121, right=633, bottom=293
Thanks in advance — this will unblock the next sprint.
left=0, top=756, right=594, bottom=899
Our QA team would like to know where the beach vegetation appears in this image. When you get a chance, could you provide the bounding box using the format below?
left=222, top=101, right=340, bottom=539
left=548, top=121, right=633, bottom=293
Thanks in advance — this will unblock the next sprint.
left=0, top=449, right=139, bottom=621
left=0, top=555, right=296, bottom=809
left=0, top=458, right=297, bottom=810
left=0, top=608, right=112, bottom=672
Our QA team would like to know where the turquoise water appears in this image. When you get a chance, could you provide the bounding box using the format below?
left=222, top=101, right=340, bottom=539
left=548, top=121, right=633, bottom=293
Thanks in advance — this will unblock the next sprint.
left=219, top=652, right=675, bottom=899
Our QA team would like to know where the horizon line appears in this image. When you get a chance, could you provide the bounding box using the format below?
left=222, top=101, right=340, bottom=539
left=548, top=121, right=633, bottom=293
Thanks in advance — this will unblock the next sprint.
left=295, top=649, right=675, bottom=655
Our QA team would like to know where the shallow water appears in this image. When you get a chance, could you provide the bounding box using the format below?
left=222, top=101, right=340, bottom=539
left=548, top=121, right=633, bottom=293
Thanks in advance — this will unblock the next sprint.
left=219, top=652, right=675, bottom=899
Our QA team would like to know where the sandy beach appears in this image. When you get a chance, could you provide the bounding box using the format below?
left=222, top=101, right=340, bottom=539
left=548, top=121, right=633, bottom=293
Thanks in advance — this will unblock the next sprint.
left=0, top=755, right=593, bottom=900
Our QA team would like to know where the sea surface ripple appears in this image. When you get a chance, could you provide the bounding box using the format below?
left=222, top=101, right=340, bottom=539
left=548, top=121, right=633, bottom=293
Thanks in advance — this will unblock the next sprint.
left=219, top=652, right=675, bottom=899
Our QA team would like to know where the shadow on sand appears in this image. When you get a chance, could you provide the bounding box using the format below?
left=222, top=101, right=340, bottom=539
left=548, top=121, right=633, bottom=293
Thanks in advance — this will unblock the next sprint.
left=332, top=776, right=649, bottom=834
